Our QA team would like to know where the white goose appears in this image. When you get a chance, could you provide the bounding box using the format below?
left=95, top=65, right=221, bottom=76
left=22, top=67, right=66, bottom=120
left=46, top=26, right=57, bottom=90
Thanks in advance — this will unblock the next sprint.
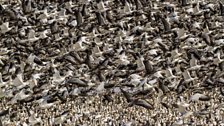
left=27, top=29, right=39, bottom=42
left=136, top=54, right=145, bottom=71
left=92, top=44, right=103, bottom=57
left=39, top=30, right=49, bottom=39
left=213, top=50, right=224, bottom=65
left=175, top=101, right=190, bottom=114
left=27, top=53, right=36, bottom=64
left=10, top=89, right=32, bottom=104
left=182, top=70, right=196, bottom=83
left=12, top=73, right=26, bottom=88
left=29, top=110, right=42, bottom=125
left=130, top=74, right=142, bottom=86
left=141, top=78, right=157, bottom=90
left=153, top=70, right=164, bottom=78
left=188, top=54, right=202, bottom=71
left=171, top=48, right=182, bottom=59
left=72, top=37, right=87, bottom=52
left=63, top=27, right=70, bottom=37
left=96, top=82, right=105, bottom=93
left=165, top=67, right=177, bottom=81
left=37, top=9, right=49, bottom=24
left=52, top=68, right=68, bottom=85
left=57, top=8, right=68, bottom=20
left=192, top=21, right=201, bottom=29
left=97, top=0, right=108, bottom=12
left=0, top=73, right=7, bottom=87
left=94, top=37, right=103, bottom=46
left=148, top=49, right=158, bottom=56
left=123, top=1, right=132, bottom=14
left=186, top=2, right=205, bottom=15
left=177, top=28, right=188, bottom=40
left=39, top=99, right=55, bottom=109
left=115, top=34, right=123, bottom=43
left=214, top=39, right=224, bottom=45
left=65, top=0, right=75, bottom=10
left=53, top=113, right=68, bottom=125
left=0, top=88, right=4, bottom=98
left=190, top=93, right=209, bottom=102
left=0, top=22, right=12, bottom=34
left=115, top=51, right=130, bottom=66
left=203, top=23, right=212, bottom=34
left=175, top=64, right=182, bottom=75
left=144, top=22, right=156, bottom=32
left=54, top=33, right=62, bottom=41
left=69, top=20, right=77, bottom=27
left=103, top=43, right=113, bottom=53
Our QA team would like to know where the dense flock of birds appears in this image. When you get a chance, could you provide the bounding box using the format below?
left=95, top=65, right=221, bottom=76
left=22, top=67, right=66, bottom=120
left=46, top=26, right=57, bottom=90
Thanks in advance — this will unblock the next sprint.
left=0, top=0, right=224, bottom=125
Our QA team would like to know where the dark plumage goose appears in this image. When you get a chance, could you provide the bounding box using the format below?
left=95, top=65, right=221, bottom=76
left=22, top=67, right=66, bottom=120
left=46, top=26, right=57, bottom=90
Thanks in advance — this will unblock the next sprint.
left=220, top=87, right=224, bottom=96
left=81, top=4, right=89, bottom=17
left=129, top=99, right=154, bottom=110
left=164, top=5, right=174, bottom=13
left=0, top=109, right=9, bottom=117
left=219, top=61, right=224, bottom=71
left=120, top=88, right=133, bottom=103
left=106, top=10, right=114, bottom=24
left=198, top=95, right=211, bottom=101
left=181, top=0, right=188, bottom=6
left=75, top=9, right=83, bottom=26
left=133, top=88, right=153, bottom=96
left=200, top=32, right=212, bottom=45
left=84, top=49, right=93, bottom=69
left=143, top=60, right=154, bottom=75
left=145, top=10, right=152, bottom=22
left=104, top=82, right=116, bottom=89
left=0, top=118, right=2, bottom=126
left=50, top=21, right=59, bottom=34
left=18, top=95, right=35, bottom=104
left=3, top=8, right=18, bottom=20
left=69, top=51, right=83, bottom=64
left=34, top=57, right=45, bottom=66
left=22, top=0, right=34, bottom=14
left=161, top=16, right=171, bottom=32
left=65, top=55, right=79, bottom=65
left=161, top=102, right=170, bottom=109
left=140, top=0, right=147, bottom=5
left=67, top=77, right=88, bottom=87
left=102, top=94, right=113, bottom=103
left=220, top=2, right=224, bottom=16
left=97, top=70, right=106, bottom=82
left=95, top=11, right=106, bottom=26
left=204, top=10, right=211, bottom=19
left=92, top=57, right=110, bottom=71
left=0, top=4, right=4, bottom=14
left=158, top=78, right=170, bottom=94
left=187, top=48, right=201, bottom=60
left=55, top=93, right=67, bottom=103
left=134, top=0, right=143, bottom=10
